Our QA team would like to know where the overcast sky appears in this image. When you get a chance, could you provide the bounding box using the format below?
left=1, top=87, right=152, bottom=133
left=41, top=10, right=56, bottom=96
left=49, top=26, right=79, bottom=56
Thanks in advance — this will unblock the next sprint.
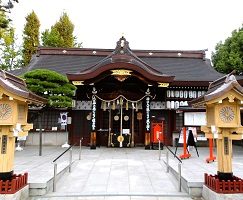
left=9, top=0, right=243, bottom=59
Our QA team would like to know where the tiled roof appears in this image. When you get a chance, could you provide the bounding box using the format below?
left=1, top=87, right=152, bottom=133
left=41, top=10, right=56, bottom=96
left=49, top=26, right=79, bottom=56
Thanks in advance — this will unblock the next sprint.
left=11, top=37, right=241, bottom=86
left=66, top=37, right=174, bottom=83
left=189, top=70, right=243, bottom=107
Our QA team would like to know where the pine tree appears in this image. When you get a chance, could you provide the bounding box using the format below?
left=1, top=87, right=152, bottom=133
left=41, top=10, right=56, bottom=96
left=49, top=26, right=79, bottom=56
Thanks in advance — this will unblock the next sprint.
left=22, top=11, right=40, bottom=66
left=21, top=69, right=77, bottom=108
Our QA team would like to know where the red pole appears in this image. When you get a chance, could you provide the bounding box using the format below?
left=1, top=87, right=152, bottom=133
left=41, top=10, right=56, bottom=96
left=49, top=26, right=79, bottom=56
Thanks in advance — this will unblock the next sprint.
left=206, top=131, right=216, bottom=163
left=183, top=127, right=187, bottom=155
left=179, top=127, right=191, bottom=159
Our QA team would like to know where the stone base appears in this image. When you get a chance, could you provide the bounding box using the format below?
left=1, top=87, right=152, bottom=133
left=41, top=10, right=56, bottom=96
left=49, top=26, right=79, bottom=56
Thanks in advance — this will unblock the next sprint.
left=0, top=185, right=29, bottom=200
left=217, top=171, right=233, bottom=181
left=0, top=171, right=13, bottom=181
left=202, top=185, right=243, bottom=200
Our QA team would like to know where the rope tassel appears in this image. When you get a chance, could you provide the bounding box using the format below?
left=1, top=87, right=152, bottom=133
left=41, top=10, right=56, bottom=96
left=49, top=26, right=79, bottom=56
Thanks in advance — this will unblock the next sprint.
left=112, top=101, right=116, bottom=110
left=103, top=101, right=106, bottom=111
left=120, top=97, right=123, bottom=105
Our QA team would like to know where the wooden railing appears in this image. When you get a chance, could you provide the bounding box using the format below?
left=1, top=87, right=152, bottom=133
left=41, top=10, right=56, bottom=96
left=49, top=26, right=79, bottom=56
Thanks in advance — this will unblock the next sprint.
left=0, top=173, right=28, bottom=194
left=205, top=173, right=243, bottom=193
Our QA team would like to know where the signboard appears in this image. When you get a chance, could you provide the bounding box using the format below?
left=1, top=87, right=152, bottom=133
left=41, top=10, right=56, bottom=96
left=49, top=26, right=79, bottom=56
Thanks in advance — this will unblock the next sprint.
left=184, top=112, right=206, bottom=126
left=123, top=129, right=130, bottom=134
left=60, top=112, right=68, bottom=125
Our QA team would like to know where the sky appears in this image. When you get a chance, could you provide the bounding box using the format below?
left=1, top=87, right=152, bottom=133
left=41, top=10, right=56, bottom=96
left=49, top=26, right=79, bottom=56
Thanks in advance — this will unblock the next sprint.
left=8, top=0, right=243, bottom=59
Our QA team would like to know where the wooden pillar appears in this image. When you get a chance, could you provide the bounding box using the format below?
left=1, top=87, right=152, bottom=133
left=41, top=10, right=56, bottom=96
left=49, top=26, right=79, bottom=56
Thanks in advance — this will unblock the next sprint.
left=0, top=126, right=14, bottom=181
left=217, top=129, right=233, bottom=180
left=90, top=132, right=96, bottom=149
left=119, top=99, right=123, bottom=147
left=108, top=109, right=111, bottom=147
left=131, top=108, right=134, bottom=147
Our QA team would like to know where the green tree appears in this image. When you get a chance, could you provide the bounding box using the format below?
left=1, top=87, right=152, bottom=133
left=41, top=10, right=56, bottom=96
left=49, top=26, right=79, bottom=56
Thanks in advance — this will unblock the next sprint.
left=21, top=69, right=77, bottom=108
left=0, top=0, right=18, bottom=13
left=41, top=27, right=64, bottom=47
left=0, top=26, right=22, bottom=70
left=22, top=11, right=40, bottom=67
left=0, top=11, right=9, bottom=39
left=0, top=0, right=19, bottom=38
left=212, top=27, right=243, bottom=75
left=41, top=11, right=82, bottom=48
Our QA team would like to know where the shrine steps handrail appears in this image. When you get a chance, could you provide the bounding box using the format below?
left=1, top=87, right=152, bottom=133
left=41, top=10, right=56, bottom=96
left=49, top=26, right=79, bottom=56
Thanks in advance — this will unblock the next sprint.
left=52, top=137, right=83, bottom=192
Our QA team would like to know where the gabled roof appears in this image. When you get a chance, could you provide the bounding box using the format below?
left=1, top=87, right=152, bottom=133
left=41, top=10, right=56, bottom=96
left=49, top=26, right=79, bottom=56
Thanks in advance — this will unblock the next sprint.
left=189, top=70, right=243, bottom=107
left=66, top=36, right=174, bottom=84
left=10, top=37, right=235, bottom=87
left=0, top=70, right=48, bottom=105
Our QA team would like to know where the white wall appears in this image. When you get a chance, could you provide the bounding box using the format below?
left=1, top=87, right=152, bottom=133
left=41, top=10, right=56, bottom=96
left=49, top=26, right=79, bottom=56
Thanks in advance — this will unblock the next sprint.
left=25, top=132, right=67, bottom=146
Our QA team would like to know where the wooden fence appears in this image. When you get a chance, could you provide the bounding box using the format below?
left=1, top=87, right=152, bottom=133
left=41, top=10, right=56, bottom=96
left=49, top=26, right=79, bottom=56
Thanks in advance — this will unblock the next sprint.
left=0, top=173, right=28, bottom=194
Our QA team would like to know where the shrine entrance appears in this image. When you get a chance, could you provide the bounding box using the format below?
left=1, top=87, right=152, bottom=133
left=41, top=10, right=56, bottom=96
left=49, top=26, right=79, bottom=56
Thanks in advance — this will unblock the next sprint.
left=67, top=36, right=174, bottom=149
left=97, top=100, right=144, bottom=147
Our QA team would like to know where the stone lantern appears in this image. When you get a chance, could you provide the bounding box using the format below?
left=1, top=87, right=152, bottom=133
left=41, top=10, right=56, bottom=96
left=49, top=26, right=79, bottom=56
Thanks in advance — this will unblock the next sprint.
left=189, top=71, right=243, bottom=195
left=0, top=70, right=47, bottom=191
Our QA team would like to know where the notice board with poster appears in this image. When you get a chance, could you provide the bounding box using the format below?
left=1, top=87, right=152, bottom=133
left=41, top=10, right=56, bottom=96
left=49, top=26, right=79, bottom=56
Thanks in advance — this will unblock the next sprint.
left=184, top=112, right=206, bottom=126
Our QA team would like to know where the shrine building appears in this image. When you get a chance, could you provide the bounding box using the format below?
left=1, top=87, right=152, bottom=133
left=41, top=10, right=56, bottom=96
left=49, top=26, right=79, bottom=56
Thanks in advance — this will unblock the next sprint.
left=11, top=36, right=243, bottom=148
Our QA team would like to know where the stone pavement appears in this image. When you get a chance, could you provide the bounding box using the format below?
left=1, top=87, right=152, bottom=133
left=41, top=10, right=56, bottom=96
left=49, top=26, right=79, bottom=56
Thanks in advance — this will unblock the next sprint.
left=12, top=144, right=243, bottom=200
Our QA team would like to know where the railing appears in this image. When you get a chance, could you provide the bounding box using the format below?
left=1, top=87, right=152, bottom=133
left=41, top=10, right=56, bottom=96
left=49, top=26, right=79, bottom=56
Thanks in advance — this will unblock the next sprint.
left=52, top=137, right=83, bottom=192
left=157, top=138, right=183, bottom=192
left=0, top=173, right=28, bottom=194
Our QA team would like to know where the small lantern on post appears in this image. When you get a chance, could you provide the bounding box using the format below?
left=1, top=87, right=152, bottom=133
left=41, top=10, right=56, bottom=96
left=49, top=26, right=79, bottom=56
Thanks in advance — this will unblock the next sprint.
left=0, top=70, right=47, bottom=194
left=189, top=70, right=243, bottom=194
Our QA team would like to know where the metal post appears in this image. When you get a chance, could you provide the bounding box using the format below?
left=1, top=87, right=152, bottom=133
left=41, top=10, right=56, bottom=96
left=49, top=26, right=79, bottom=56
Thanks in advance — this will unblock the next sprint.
left=69, top=148, right=72, bottom=172
left=53, top=162, right=57, bottom=192
left=166, top=149, right=169, bottom=173
left=158, top=139, right=161, bottom=160
left=79, top=139, right=82, bottom=160
left=39, top=114, right=42, bottom=156
left=120, top=101, right=123, bottom=147
left=178, top=162, right=182, bottom=192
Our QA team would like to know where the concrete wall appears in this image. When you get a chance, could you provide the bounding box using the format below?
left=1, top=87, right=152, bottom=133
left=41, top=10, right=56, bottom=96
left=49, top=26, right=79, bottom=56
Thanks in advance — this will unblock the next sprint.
left=24, top=132, right=67, bottom=146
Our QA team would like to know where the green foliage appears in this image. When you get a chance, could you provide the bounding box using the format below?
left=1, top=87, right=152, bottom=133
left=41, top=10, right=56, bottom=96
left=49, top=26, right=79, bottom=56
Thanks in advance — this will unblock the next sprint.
left=0, top=0, right=18, bottom=12
left=0, top=0, right=19, bottom=39
left=21, top=69, right=77, bottom=108
left=22, top=11, right=40, bottom=67
left=0, top=11, right=9, bottom=38
left=53, top=12, right=74, bottom=47
left=0, top=0, right=18, bottom=32
left=41, top=11, right=82, bottom=48
left=41, top=28, right=64, bottom=47
left=212, top=27, right=243, bottom=75
left=0, top=26, right=22, bottom=70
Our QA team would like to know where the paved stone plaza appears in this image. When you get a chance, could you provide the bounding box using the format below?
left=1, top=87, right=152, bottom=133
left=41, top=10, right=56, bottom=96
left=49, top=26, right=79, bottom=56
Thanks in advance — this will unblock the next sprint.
left=11, top=144, right=243, bottom=200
